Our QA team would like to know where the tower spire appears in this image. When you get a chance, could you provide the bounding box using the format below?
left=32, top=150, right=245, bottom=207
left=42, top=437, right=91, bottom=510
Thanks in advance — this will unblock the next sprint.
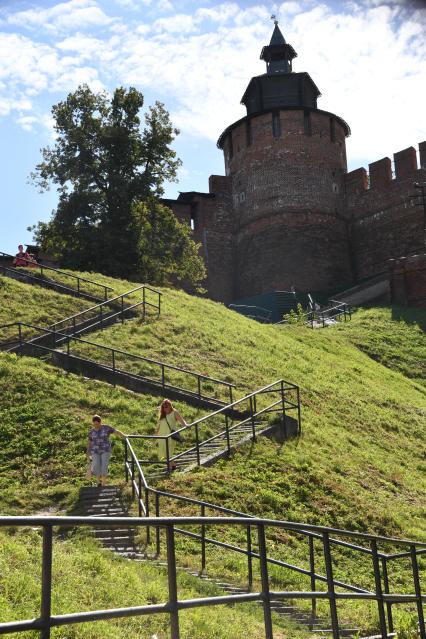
left=261, top=19, right=297, bottom=74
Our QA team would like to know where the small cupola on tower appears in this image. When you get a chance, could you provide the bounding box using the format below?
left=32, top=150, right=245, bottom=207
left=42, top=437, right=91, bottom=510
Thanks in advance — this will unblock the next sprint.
left=241, top=19, right=321, bottom=115
left=260, top=19, right=297, bottom=74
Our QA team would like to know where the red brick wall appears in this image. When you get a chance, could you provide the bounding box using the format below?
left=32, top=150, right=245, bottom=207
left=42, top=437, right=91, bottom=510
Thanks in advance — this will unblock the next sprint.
left=344, top=144, right=426, bottom=281
left=389, top=254, right=426, bottom=307
left=222, top=108, right=353, bottom=296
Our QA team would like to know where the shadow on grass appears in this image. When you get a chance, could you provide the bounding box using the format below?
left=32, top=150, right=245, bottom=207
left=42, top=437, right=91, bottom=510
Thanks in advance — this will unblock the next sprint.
left=391, top=305, right=426, bottom=332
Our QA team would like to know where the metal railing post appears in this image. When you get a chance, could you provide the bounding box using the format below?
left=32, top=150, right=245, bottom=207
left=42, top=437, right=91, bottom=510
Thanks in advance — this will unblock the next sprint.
left=100, top=306, right=103, bottom=330
left=371, top=539, right=387, bottom=639
left=297, top=386, right=302, bottom=436
left=138, top=474, right=142, bottom=517
left=322, top=532, right=340, bottom=639
left=67, top=336, right=70, bottom=357
left=410, top=545, right=426, bottom=639
left=155, top=493, right=161, bottom=556
left=381, top=556, right=394, bottom=634
left=143, top=287, right=146, bottom=321
left=201, top=504, right=206, bottom=574
left=229, top=385, right=233, bottom=404
left=145, top=486, right=151, bottom=544
left=250, top=396, right=256, bottom=440
left=18, top=323, right=23, bottom=355
left=112, top=350, right=116, bottom=375
left=257, top=524, right=273, bottom=639
left=131, top=457, right=135, bottom=499
left=166, top=438, right=170, bottom=474
left=124, top=440, right=128, bottom=483
left=121, top=296, right=124, bottom=323
left=247, top=525, right=253, bottom=591
left=40, top=524, right=53, bottom=639
left=225, top=415, right=231, bottom=454
left=309, top=535, right=317, bottom=624
left=195, top=424, right=201, bottom=466
left=197, top=376, right=201, bottom=400
left=158, top=292, right=161, bottom=316
left=77, top=278, right=80, bottom=293
left=104, top=286, right=108, bottom=301
left=280, top=380, right=286, bottom=433
left=166, top=525, right=180, bottom=639
left=161, top=365, right=165, bottom=390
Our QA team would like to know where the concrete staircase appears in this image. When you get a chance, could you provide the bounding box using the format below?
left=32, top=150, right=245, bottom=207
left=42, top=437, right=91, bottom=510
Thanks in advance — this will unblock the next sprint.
left=76, top=487, right=141, bottom=557
left=74, top=485, right=364, bottom=639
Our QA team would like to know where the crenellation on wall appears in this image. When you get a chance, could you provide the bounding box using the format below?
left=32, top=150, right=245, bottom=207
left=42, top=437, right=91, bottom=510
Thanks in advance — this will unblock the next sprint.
left=369, top=157, right=392, bottom=189
left=394, top=146, right=418, bottom=179
left=419, top=141, right=426, bottom=169
left=343, top=168, right=368, bottom=195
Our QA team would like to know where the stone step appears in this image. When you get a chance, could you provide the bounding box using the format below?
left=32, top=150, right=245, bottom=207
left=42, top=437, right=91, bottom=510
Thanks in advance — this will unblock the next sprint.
left=94, top=528, right=137, bottom=537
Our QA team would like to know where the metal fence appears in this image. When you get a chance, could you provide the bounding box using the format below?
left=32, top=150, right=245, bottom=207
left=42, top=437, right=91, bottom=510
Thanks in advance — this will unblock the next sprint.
left=0, top=515, right=424, bottom=639
left=125, top=379, right=301, bottom=475
left=0, top=250, right=113, bottom=300
left=0, top=321, right=236, bottom=406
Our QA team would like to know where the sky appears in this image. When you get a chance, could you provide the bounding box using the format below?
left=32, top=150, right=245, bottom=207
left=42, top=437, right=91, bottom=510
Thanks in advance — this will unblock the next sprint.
left=0, top=0, right=425, bottom=255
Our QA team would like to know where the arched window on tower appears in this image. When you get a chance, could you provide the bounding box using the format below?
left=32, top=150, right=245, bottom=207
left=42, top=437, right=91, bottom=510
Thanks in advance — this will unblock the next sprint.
left=330, top=117, right=336, bottom=143
left=245, top=119, right=252, bottom=147
left=304, top=111, right=312, bottom=136
left=272, top=111, right=281, bottom=138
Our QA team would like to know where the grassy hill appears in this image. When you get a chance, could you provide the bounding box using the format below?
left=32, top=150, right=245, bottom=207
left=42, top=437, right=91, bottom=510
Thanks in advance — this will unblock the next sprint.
left=0, top=272, right=425, bottom=636
left=0, top=277, right=93, bottom=341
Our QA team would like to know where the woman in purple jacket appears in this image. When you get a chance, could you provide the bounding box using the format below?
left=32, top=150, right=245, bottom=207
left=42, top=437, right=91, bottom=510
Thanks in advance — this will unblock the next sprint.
left=87, top=415, right=126, bottom=486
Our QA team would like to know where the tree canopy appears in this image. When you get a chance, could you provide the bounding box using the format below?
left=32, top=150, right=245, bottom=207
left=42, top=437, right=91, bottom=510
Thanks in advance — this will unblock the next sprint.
left=31, top=85, right=205, bottom=288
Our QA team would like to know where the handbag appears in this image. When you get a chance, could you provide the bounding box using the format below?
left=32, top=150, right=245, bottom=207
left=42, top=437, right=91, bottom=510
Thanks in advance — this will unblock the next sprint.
left=166, top=414, right=183, bottom=442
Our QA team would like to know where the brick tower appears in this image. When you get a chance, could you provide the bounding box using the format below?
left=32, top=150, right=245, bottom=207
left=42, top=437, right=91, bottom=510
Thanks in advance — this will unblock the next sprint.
left=164, top=22, right=426, bottom=308
left=217, top=20, right=353, bottom=298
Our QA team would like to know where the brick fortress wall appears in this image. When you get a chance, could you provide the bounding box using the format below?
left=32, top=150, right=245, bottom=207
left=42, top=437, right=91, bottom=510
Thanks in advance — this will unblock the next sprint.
left=344, top=141, right=426, bottom=281
left=164, top=126, right=426, bottom=305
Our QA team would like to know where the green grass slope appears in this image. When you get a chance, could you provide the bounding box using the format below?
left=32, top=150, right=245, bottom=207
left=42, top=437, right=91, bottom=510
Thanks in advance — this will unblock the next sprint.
left=1, top=272, right=425, bottom=635
left=333, top=306, right=426, bottom=386
left=0, top=277, right=94, bottom=341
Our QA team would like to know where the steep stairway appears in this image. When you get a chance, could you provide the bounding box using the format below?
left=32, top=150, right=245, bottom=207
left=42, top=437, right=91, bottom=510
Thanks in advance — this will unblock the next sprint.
left=74, top=485, right=365, bottom=639
left=0, top=251, right=113, bottom=302
left=75, top=486, right=141, bottom=557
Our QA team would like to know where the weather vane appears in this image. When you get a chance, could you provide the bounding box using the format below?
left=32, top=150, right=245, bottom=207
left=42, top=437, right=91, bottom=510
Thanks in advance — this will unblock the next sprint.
left=271, top=14, right=278, bottom=25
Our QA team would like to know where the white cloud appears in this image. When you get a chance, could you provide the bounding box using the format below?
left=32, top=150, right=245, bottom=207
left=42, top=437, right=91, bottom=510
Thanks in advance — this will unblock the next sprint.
left=153, top=14, right=198, bottom=34
left=0, top=0, right=424, bottom=172
left=7, top=0, right=116, bottom=33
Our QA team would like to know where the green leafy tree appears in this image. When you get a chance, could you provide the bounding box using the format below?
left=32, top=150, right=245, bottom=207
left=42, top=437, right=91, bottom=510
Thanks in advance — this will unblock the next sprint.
left=30, top=85, right=206, bottom=287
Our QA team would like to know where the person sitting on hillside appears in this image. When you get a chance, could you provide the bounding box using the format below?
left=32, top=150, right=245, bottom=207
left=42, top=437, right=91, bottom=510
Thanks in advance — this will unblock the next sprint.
left=13, top=245, right=37, bottom=268
left=155, top=399, right=187, bottom=472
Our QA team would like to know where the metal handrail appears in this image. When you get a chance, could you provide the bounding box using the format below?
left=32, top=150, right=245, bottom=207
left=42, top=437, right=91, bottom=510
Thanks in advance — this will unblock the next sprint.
left=0, top=515, right=424, bottom=639
left=124, top=380, right=300, bottom=464
left=0, top=251, right=113, bottom=300
left=0, top=322, right=236, bottom=403
left=50, top=284, right=162, bottom=331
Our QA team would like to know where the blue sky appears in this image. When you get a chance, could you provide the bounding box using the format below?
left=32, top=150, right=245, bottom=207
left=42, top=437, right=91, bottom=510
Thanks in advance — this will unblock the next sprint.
left=0, top=0, right=425, bottom=254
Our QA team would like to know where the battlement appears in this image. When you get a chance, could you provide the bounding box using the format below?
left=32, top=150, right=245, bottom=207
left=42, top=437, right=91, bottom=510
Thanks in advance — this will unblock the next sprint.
left=344, top=141, right=426, bottom=195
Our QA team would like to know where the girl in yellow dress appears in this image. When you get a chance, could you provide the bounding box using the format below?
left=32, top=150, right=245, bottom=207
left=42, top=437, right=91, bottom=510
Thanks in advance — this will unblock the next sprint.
left=155, top=399, right=187, bottom=471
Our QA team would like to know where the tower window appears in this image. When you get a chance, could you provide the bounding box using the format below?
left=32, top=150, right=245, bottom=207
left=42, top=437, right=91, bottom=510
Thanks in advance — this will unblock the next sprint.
left=245, top=119, right=252, bottom=147
left=304, top=111, right=312, bottom=136
left=272, top=111, right=281, bottom=138
left=330, top=117, right=336, bottom=142
left=228, top=134, right=234, bottom=159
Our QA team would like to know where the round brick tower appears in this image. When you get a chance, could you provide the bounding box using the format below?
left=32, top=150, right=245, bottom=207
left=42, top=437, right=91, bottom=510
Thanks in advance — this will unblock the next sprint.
left=217, top=21, right=353, bottom=298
